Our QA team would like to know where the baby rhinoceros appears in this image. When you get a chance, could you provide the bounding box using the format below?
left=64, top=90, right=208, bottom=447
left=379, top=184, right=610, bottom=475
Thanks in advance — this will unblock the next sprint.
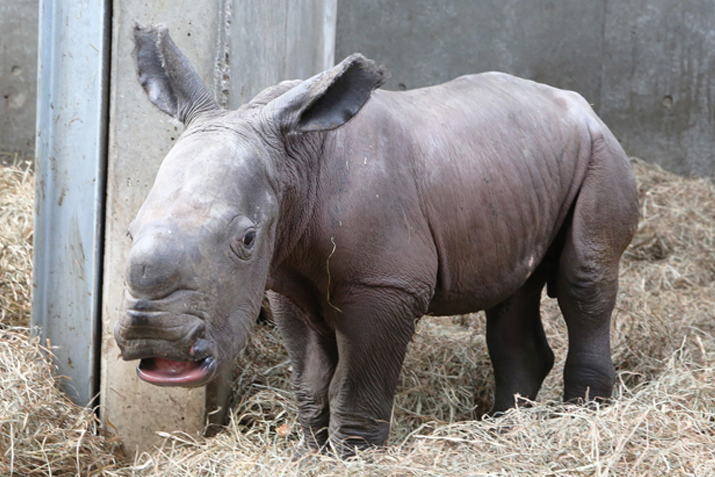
left=115, top=24, right=639, bottom=456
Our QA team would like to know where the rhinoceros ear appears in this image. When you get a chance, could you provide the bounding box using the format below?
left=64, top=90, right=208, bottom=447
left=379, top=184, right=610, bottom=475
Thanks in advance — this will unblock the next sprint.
left=268, top=54, right=387, bottom=134
left=133, top=24, right=219, bottom=125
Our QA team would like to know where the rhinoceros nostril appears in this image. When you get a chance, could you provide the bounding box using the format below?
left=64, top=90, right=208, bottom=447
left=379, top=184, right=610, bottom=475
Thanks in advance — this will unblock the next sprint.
left=129, top=313, right=150, bottom=327
left=131, top=299, right=152, bottom=311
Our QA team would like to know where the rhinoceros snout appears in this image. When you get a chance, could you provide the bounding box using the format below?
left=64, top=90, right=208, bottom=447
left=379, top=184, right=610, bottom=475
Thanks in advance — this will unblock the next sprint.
left=125, top=230, right=186, bottom=300
left=114, top=311, right=206, bottom=362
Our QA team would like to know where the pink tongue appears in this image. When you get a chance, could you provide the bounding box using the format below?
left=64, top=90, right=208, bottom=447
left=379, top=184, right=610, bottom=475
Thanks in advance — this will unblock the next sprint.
left=152, top=358, right=199, bottom=375
left=137, top=357, right=210, bottom=386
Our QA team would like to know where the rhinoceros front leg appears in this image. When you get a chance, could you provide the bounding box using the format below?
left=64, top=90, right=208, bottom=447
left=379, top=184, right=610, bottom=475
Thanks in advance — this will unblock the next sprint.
left=269, top=293, right=337, bottom=450
left=326, top=296, right=417, bottom=456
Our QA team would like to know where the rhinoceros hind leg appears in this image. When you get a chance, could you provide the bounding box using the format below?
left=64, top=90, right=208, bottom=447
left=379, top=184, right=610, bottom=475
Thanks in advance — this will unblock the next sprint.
left=555, top=241, right=619, bottom=404
left=554, top=137, right=638, bottom=405
left=486, top=271, right=554, bottom=413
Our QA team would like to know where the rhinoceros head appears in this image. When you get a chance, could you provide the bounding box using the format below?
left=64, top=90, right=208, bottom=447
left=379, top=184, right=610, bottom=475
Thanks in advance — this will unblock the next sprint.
left=114, top=24, right=385, bottom=387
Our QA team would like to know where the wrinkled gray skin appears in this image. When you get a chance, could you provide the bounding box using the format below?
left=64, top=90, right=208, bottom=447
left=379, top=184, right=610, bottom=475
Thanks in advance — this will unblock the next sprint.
left=115, top=24, right=639, bottom=455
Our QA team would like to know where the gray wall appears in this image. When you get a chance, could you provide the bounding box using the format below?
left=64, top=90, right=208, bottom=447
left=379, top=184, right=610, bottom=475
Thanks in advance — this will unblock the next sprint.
left=100, top=0, right=336, bottom=453
left=336, top=0, right=715, bottom=177
left=0, top=0, right=37, bottom=155
left=100, top=2, right=227, bottom=453
left=229, top=0, right=337, bottom=106
left=5, top=0, right=715, bottom=175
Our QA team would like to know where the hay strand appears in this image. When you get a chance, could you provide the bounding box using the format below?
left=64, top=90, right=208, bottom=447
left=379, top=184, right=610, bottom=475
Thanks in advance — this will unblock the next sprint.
left=2, top=157, right=715, bottom=475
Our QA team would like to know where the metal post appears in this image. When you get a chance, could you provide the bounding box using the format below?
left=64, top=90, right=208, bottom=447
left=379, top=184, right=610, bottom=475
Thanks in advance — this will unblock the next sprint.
left=33, top=0, right=111, bottom=406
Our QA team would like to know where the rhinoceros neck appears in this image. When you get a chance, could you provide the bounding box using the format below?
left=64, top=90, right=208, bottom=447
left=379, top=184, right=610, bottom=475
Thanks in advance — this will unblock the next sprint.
left=269, top=130, right=327, bottom=269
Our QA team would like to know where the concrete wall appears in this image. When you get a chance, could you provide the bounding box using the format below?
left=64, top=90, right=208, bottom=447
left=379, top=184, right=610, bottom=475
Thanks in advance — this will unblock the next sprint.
left=5, top=0, right=715, bottom=174
left=100, top=0, right=335, bottom=455
left=336, top=0, right=715, bottom=177
left=0, top=0, right=37, bottom=154
left=229, top=0, right=336, bottom=107
left=600, top=1, right=715, bottom=176
left=101, top=1, right=227, bottom=455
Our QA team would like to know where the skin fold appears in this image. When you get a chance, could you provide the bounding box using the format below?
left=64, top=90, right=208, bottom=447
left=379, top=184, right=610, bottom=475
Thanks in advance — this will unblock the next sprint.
left=115, top=24, right=639, bottom=457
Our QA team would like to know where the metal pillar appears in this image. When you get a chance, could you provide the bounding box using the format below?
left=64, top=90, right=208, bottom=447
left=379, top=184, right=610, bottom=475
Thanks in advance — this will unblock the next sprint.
left=33, top=0, right=111, bottom=406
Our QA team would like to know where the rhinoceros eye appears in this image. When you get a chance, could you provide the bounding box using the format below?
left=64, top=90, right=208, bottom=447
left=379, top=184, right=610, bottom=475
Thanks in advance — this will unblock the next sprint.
left=243, top=230, right=256, bottom=247
left=230, top=228, right=257, bottom=261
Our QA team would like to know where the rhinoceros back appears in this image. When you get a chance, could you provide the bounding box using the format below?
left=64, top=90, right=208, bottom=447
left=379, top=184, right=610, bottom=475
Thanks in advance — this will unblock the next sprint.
left=367, top=74, right=609, bottom=314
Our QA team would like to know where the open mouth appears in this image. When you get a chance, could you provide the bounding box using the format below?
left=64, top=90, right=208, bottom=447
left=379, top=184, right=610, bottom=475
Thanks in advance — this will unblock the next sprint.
left=136, top=356, right=216, bottom=387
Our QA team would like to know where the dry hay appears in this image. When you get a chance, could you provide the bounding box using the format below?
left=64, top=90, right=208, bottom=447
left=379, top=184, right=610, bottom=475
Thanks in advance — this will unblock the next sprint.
left=2, top=158, right=715, bottom=475
left=0, top=327, right=123, bottom=475
left=0, top=158, right=34, bottom=328
left=0, top=159, right=122, bottom=474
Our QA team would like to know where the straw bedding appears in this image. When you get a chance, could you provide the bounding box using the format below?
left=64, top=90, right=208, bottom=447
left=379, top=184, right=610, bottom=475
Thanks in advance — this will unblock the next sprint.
left=1, top=157, right=714, bottom=475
